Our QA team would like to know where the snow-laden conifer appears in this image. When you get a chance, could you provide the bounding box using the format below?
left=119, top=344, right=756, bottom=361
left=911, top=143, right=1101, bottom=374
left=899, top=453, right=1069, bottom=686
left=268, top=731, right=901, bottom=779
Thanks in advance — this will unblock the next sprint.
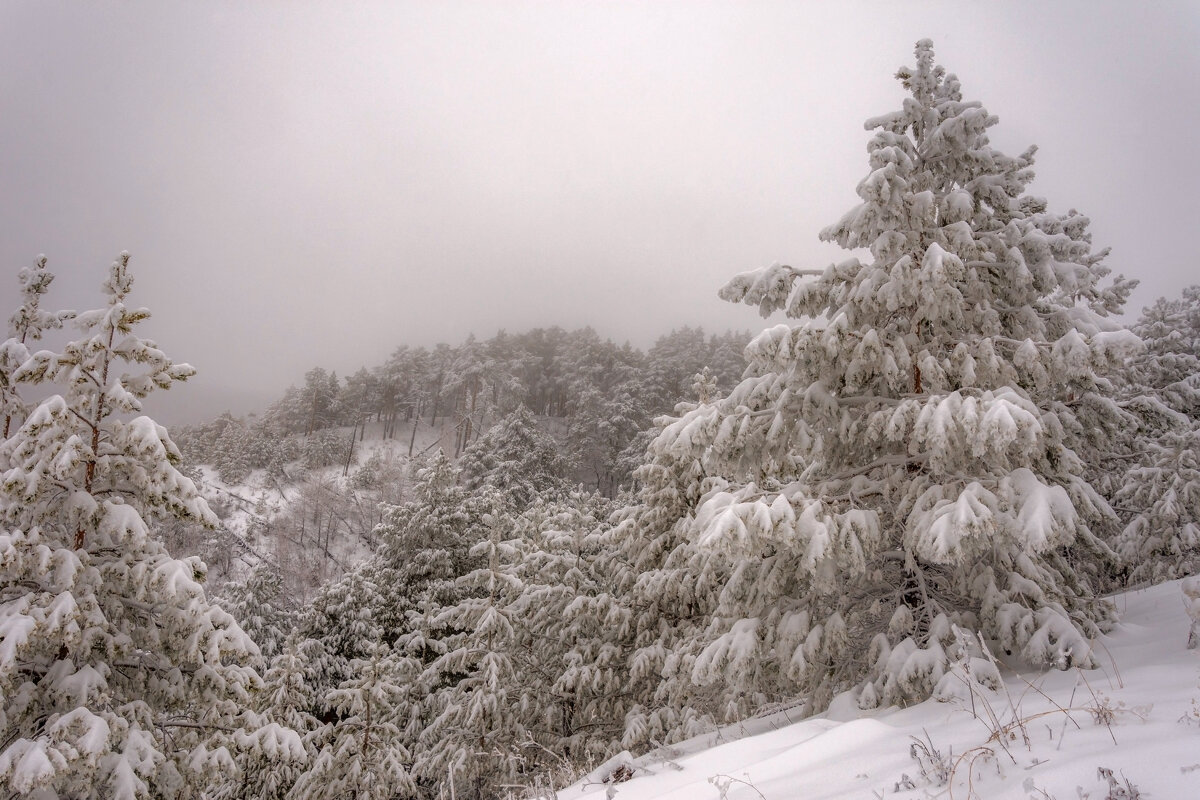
left=0, top=256, right=73, bottom=439
left=1124, top=288, right=1200, bottom=420
left=639, top=41, right=1137, bottom=720
left=370, top=453, right=489, bottom=643
left=0, top=253, right=279, bottom=798
left=215, top=637, right=317, bottom=800
left=1113, top=426, right=1200, bottom=584
left=459, top=404, right=573, bottom=506
left=412, top=513, right=526, bottom=798
left=220, top=564, right=295, bottom=665
left=1111, top=288, right=1200, bottom=584
left=600, top=402, right=734, bottom=749
left=292, top=568, right=387, bottom=718
left=292, top=644, right=414, bottom=800
left=283, top=454, right=495, bottom=797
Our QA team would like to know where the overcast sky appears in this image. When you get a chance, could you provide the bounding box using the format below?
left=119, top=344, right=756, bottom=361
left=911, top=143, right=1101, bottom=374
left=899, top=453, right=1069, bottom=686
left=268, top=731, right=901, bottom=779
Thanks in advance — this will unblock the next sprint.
left=1, top=1, right=1197, bottom=423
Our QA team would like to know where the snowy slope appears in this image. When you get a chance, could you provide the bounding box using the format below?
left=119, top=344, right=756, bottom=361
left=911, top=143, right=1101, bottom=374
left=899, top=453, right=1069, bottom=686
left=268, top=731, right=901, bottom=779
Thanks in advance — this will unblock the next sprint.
left=188, top=420, right=445, bottom=565
left=564, top=580, right=1200, bottom=800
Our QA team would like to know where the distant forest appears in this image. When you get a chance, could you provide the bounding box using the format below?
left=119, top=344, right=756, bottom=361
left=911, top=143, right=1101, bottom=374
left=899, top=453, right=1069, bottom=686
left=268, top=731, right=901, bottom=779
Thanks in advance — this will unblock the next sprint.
left=175, top=325, right=751, bottom=497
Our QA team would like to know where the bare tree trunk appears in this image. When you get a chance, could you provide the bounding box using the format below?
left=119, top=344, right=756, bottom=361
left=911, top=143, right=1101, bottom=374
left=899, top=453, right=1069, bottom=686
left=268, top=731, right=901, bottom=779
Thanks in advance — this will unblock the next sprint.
left=466, top=379, right=479, bottom=445
left=343, top=420, right=357, bottom=477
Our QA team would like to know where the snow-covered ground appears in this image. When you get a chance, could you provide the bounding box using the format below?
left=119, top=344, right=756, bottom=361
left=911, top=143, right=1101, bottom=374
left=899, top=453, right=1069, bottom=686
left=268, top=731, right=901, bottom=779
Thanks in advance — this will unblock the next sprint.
left=185, top=420, right=453, bottom=594
left=565, top=580, right=1200, bottom=800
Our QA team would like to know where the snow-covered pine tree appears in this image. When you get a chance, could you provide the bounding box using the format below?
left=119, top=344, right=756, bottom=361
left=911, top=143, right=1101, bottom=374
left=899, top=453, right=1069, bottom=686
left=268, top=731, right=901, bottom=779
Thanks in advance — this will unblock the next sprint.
left=708, top=332, right=752, bottom=391
left=211, top=417, right=254, bottom=483
left=567, top=385, right=652, bottom=497
left=502, top=498, right=625, bottom=774
left=215, top=638, right=316, bottom=800
left=1113, top=425, right=1200, bottom=584
left=291, top=568, right=387, bottom=720
left=459, top=404, right=573, bottom=506
left=644, top=328, right=711, bottom=409
left=302, top=427, right=349, bottom=471
left=444, top=335, right=501, bottom=457
left=1124, top=288, right=1200, bottom=420
left=411, top=488, right=623, bottom=795
left=281, top=454, right=493, bottom=797
left=412, top=512, right=525, bottom=799
left=368, top=453, right=488, bottom=645
left=1109, top=288, right=1200, bottom=584
left=292, top=644, right=414, bottom=800
left=656, top=40, right=1138, bottom=715
left=595, top=399, right=735, bottom=750
left=220, top=564, right=295, bottom=665
left=0, top=253, right=287, bottom=797
left=0, top=256, right=73, bottom=439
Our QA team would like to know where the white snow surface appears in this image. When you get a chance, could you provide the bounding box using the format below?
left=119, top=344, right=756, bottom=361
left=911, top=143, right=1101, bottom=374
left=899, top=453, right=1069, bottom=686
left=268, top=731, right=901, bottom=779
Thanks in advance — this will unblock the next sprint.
left=563, top=579, right=1200, bottom=800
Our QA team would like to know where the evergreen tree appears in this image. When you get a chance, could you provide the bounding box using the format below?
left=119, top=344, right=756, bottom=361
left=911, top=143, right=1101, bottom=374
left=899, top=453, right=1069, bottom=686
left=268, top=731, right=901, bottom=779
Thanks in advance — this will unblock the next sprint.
left=516, top=495, right=626, bottom=762
left=1114, top=424, right=1200, bottom=584
left=459, top=404, right=573, bottom=506
left=1109, top=287, right=1200, bottom=584
left=220, top=564, right=295, bottom=665
left=284, top=455, right=491, bottom=797
left=0, top=253, right=285, bottom=798
left=293, top=569, right=386, bottom=712
left=293, top=645, right=414, bottom=800
left=212, top=417, right=254, bottom=483
left=412, top=515, right=524, bottom=798
left=567, top=385, right=652, bottom=497
left=370, top=454, right=488, bottom=642
left=302, top=428, right=349, bottom=471
left=296, top=368, right=339, bottom=436
left=1, top=256, right=73, bottom=439
left=708, top=332, right=751, bottom=391
left=1124, top=288, right=1200, bottom=420
left=215, top=638, right=316, bottom=800
left=414, top=491, right=620, bottom=796
left=599, top=401, right=732, bottom=750
left=628, top=41, right=1138, bottom=725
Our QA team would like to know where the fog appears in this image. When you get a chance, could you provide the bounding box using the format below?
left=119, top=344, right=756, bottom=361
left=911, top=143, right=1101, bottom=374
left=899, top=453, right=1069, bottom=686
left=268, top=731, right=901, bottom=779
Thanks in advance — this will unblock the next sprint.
left=2, top=1, right=1197, bottom=424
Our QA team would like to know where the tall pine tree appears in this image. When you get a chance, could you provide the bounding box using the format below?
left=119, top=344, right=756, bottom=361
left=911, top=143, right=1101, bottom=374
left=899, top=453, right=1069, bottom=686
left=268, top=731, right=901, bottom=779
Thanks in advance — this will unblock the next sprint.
left=627, top=41, right=1138, bottom=723
left=0, top=253, right=287, bottom=798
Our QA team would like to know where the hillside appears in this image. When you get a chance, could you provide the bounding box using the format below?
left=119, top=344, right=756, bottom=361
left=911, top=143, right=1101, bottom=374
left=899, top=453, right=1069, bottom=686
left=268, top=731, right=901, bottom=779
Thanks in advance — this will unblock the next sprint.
left=565, top=579, right=1200, bottom=800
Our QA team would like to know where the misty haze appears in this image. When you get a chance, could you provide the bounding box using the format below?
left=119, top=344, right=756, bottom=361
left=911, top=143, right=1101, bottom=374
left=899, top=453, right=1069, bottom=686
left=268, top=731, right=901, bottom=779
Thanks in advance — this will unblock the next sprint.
left=2, top=3, right=1199, bottom=800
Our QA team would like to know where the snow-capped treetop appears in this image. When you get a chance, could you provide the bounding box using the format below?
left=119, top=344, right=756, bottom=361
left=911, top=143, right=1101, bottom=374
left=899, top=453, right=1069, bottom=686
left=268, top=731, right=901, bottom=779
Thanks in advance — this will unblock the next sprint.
left=2, top=255, right=74, bottom=439
left=5, top=252, right=213, bottom=545
left=8, top=254, right=74, bottom=343
left=722, top=44, right=1134, bottom=357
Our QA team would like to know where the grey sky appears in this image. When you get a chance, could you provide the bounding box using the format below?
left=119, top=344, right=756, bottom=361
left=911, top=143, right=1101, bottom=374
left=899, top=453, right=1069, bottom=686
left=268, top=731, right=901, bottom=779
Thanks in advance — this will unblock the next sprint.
left=2, top=1, right=1197, bottom=423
